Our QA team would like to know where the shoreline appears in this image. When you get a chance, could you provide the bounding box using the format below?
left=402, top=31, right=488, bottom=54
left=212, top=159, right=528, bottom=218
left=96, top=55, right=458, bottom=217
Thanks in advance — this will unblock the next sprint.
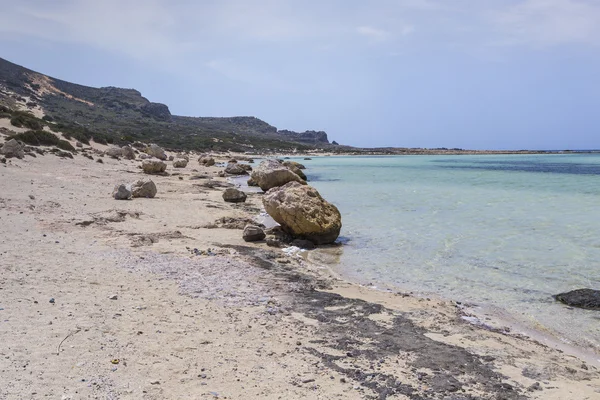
left=306, top=243, right=600, bottom=367
left=2, top=141, right=600, bottom=398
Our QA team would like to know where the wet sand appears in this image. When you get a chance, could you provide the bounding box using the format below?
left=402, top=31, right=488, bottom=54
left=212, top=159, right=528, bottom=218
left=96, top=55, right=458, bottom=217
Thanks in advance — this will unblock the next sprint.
left=1, top=137, right=600, bottom=399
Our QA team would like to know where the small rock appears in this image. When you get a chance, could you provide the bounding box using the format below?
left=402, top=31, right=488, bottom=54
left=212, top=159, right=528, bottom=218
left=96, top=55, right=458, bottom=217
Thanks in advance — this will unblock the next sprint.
left=173, top=158, right=188, bottom=168
left=243, top=225, right=266, bottom=242
left=198, top=155, right=215, bottom=166
left=144, top=144, right=167, bottom=160
left=49, top=298, right=55, bottom=304
left=555, top=288, right=600, bottom=310
left=222, top=188, right=247, bottom=203
left=112, top=184, right=132, bottom=200
left=28, top=195, right=35, bottom=200
left=109, top=295, right=118, bottom=300
left=141, top=160, right=167, bottom=174
left=0, top=139, right=25, bottom=159
left=131, top=178, right=157, bottom=198
left=224, top=163, right=248, bottom=175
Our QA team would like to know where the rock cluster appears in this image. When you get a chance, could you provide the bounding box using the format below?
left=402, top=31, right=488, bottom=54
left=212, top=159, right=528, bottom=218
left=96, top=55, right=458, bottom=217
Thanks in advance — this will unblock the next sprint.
left=112, top=178, right=157, bottom=200
left=198, top=154, right=215, bottom=166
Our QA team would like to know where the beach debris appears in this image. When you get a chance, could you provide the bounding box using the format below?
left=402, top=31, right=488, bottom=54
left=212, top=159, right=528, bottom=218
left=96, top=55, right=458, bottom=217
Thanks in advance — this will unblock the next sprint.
left=131, top=178, right=157, bottom=198
left=224, top=162, right=248, bottom=175
left=56, top=329, right=81, bottom=355
left=222, top=187, right=247, bottom=203
left=112, top=184, right=132, bottom=200
left=144, top=144, right=167, bottom=160
left=1, top=139, right=25, bottom=159
left=173, top=158, right=188, bottom=168
left=242, top=224, right=266, bottom=242
left=555, top=288, right=600, bottom=310
left=141, top=159, right=166, bottom=174
left=263, top=181, right=341, bottom=244
left=250, top=159, right=306, bottom=191
left=110, top=359, right=120, bottom=364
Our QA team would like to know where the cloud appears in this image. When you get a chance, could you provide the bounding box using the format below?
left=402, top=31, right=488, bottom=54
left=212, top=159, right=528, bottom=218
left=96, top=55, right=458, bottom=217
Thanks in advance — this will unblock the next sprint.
left=357, top=26, right=390, bottom=42
left=490, top=0, right=600, bottom=47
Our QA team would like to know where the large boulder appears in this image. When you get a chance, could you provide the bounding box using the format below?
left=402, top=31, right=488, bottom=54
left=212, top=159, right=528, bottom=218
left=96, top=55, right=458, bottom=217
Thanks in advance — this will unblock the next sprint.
left=145, top=144, right=167, bottom=160
left=1, top=139, right=25, bottom=159
left=112, top=184, right=132, bottom=200
left=555, top=289, right=600, bottom=310
left=131, top=178, right=157, bottom=198
left=173, top=158, right=188, bottom=168
left=243, top=225, right=266, bottom=242
left=250, top=159, right=306, bottom=191
left=262, top=181, right=341, bottom=245
left=222, top=187, right=247, bottom=203
left=225, top=162, right=248, bottom=175
left=121, top=145, right=136, bottom=160
left=141, top=159, right=167, bottom=174
left=105, top=146, right=123, bottom=158
left=198, top=154, right=215, bottom=166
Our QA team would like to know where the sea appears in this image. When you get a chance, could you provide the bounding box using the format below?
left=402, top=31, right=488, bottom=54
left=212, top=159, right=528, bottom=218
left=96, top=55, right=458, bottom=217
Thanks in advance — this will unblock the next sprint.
left=293, top=154, right=600, bottom=355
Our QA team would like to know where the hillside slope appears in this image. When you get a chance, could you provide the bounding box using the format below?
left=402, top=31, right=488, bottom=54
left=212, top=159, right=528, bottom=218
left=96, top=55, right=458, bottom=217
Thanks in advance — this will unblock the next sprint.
left=0, top=57, right=332, bottom=152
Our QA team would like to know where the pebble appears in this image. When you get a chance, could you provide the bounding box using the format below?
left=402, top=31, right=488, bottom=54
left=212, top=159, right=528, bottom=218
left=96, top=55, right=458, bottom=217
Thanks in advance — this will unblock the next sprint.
left=108, top=295, right=118, bottom=300
left=49, top=298, right=55, bottom=304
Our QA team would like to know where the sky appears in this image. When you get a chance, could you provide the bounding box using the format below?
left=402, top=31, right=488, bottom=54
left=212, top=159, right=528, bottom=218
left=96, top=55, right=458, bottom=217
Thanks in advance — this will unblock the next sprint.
left=1, top=0, right=600, bottom=150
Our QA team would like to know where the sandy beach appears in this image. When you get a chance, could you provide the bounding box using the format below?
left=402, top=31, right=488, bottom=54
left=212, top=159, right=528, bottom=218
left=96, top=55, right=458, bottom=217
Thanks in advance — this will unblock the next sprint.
left=1, top=138, right=600, bottom=399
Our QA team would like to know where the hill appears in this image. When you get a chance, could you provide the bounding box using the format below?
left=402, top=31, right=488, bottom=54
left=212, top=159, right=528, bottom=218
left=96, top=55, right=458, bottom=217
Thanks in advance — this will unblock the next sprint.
left=0, top=57, right=333, bottom=152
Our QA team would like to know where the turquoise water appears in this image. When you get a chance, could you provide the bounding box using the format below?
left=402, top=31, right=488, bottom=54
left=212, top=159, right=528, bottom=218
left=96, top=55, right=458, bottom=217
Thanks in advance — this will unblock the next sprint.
left=301, top=154, right=600, bottom=352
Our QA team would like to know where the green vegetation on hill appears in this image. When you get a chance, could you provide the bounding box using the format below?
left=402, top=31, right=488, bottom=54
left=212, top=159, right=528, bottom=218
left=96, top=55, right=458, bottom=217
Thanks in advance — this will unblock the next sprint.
left=10, top=129, right=76, bottom=152
left=0, top=57, right=335, bottom=152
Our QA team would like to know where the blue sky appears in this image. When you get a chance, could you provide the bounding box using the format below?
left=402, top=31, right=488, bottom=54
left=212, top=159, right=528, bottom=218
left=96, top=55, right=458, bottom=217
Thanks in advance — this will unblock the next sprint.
left=1, top=0, right=600, bottom=150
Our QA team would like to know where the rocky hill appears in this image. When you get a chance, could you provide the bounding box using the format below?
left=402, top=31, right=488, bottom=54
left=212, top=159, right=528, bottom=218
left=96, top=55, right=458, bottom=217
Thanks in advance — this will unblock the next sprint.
left=0, top=57, right=333, bottom=152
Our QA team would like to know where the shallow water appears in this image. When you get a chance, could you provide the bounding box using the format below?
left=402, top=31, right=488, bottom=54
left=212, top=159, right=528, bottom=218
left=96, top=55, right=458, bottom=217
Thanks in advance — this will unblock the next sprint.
left=300, top=154, right=600, bottom=352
